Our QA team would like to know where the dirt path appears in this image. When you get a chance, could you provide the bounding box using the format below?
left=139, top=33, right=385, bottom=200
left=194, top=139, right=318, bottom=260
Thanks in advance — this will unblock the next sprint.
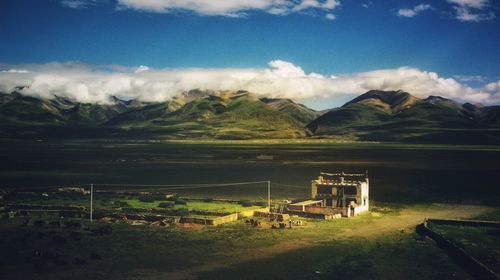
left=133, top=204, right=493, bottom=280
left=343, top=204, right=492, bottom=239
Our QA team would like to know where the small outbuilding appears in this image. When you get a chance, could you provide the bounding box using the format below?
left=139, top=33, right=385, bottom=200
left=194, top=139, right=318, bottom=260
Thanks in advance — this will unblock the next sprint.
left=310, top=171, right=369, bottom=217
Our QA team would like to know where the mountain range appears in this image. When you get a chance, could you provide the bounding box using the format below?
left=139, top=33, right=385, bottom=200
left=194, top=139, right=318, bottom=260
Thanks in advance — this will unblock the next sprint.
left=308, top=90, right=500, bottom=143
left=1, top=89, right=499, bottom=143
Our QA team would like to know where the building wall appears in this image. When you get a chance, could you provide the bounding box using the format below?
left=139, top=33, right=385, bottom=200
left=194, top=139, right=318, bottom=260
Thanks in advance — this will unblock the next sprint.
left=310, top=176, right=370, bottom=216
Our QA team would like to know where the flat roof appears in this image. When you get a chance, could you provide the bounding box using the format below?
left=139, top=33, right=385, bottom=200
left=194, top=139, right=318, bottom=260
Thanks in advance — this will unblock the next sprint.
left=290, top=200, right=323, bottom=206
left=313, top=181, right=359, bottom=186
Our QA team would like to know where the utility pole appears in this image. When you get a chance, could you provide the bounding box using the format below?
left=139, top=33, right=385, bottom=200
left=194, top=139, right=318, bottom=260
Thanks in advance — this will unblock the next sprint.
left=267, top=180, right=271, bottom=211
left=90, top=183, right=93, bottom=222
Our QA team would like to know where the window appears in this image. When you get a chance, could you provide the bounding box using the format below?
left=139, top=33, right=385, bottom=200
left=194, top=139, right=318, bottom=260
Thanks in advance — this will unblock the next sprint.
left=344, top=186, right=357, bottom=195
left=317, top=185, right=333, bottom=195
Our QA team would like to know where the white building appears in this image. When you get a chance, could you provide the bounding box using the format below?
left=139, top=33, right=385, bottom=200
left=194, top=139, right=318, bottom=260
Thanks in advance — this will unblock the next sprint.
left=311, top=171, right=369, bottom=217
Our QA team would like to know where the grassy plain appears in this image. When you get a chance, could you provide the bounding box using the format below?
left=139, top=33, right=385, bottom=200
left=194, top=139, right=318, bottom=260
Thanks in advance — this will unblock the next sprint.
left=0, top=203, right=493, bottom=280
left=1, top=139, right=500, bottom=279
left=1, top=139, right=499, bottom=204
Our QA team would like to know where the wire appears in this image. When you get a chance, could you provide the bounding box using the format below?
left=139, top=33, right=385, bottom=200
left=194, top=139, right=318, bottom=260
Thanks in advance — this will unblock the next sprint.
left=93, top=180, right=269, bottom=192
left=0, top=184, right=91, bottom=190
left=1, top=181, right=270, bottom=191
left=271, top=182, right=307, bottom=189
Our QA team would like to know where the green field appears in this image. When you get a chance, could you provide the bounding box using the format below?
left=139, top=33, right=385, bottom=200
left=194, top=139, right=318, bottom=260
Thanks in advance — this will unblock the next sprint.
left=121, top=199, right=261, bottom=213
left=1, top=139, right=500, bottom=279
left=0, top=203, right=493, bottom=280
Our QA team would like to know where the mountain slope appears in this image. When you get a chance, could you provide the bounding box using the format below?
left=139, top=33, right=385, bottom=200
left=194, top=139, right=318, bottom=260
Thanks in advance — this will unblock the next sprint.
left=307, top=90, right=500, bottom=143
left=260, top=97, right=320, bottom=125
left=0, top=90, right=311, bottom=139
left=1, top=89, right=500, bottom=143
left=108, top=90, right=306, bottom=139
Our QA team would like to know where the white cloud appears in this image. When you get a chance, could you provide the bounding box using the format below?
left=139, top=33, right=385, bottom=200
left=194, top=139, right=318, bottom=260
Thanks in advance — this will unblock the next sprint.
left=447, top=0, right=495, bottom=21
left=116, top=0, right=340, bottom=18
left=454, top=6, right=495, bottom=21
left=325, top=13, right=336, bottom=20
left=453, top=75, right=486, bottom=83
left=361, top=2, right=372, bottom=8
left=486, top=81, right=500, bottom=91
left=1, top=69, right=30, bottom=74
left=135, top=65, right=150, bottom=73
left=60, top=0, right=102, bottom=9
left=0, top=61, right=498, bottom=106
left=397, top=4, right=432, bottom=18
left=447, top=0, right=488, bottom=9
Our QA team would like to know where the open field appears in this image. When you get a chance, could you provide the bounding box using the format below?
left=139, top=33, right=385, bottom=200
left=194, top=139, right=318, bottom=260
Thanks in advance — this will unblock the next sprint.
left=1, top=139, right=500, bottom=204
left=0, top=203, right=495, bottom=280
left=1, top=139, right=500, bottom=279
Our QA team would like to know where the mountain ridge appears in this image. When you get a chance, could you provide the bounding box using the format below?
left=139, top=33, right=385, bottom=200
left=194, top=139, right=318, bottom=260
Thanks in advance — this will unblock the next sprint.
left=0, top=90, right=316, bottom=139
left=1, top=89, right=500, bottom=143
left=307, top=90, right=500, bottom=143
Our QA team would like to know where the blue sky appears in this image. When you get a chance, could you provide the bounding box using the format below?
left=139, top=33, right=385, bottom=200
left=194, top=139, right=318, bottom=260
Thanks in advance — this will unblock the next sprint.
left=1, top=0, right=500, bottom=108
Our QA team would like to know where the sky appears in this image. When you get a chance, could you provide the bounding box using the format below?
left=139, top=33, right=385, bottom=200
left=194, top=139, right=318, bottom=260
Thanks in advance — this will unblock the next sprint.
left=1, top=0, right=500, bottom=109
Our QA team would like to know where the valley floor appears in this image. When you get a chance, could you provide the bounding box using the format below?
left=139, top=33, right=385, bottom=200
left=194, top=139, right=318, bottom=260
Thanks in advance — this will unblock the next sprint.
left=1, top=203, right=497, bottom=280
left=1, top=139, right=499, bottom=279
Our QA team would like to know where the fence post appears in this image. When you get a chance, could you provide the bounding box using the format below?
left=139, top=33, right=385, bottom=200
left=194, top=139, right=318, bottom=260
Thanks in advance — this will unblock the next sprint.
left=90, top=183, right=93, bottom=222
left=267, top=180, right=271, bottom=211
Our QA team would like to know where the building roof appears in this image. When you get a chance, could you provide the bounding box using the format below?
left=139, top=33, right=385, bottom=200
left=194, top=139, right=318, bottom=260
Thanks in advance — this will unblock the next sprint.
left=313, top=180, right=360, bottom=186
left=290, top=200, right=323, bottom=206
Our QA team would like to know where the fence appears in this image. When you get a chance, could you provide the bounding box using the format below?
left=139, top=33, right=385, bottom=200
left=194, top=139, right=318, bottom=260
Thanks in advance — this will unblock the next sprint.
left=427, top=218, right=500, bottom=228
left=416, top=219, right=500, bottom=280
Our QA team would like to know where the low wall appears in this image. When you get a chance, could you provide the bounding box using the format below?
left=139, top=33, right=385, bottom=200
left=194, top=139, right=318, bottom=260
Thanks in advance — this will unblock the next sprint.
left=212, top=213, right=239, bottom=226
left=238, top=207, right=268, bottom=219
left=180, top=213, right=239, bottom=226
left=180, top=197, right=240, bottom=203
left=304, top=206, right=343, bottom=215
left=13, top=209, right=87, bottom=218
left=285, top=210, right=335, bottom=220
left=190, top=210, right=231, bottom=217
left=427, top=218, right=500, bottom=228
left=6, top=204, right=86, bottom=211
left=417, top=220, right=500, bottom=280
left=254, top=211, right=290, bottom=221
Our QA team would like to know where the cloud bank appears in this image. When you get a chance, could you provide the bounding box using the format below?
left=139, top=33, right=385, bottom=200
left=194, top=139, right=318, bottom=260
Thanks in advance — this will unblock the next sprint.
left=0, top=60, right=499, bottom=106
left=116, top=0, right=340, bottom=19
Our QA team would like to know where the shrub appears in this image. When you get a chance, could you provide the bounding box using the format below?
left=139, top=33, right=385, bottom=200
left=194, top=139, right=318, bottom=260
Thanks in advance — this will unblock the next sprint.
left=113, top=201, right=130, bottom=207
left=255, top=201, right=268, bottom=207
left=158, top=201, right=175, bottom=208
left=238, top=200, right=253, bottom=207
left=138, top=195, right=167, bottom=202
left=176, top=208, right=189, bottom=216
left=174, top=199, right=187, bottom=205
left=138, top=196, right=156, bottom=203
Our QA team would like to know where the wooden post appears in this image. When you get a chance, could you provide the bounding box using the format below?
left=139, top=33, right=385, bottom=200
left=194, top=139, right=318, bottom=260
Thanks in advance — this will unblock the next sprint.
left=90, top=184, right=93, bottom=222
left=267, top=180, right=271, bottom=211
